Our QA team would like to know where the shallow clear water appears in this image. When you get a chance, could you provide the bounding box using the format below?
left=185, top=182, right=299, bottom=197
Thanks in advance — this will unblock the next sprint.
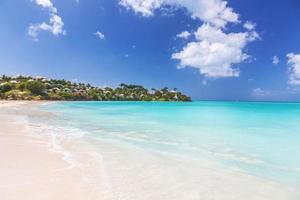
left=42, top=101, right=300, bottom=186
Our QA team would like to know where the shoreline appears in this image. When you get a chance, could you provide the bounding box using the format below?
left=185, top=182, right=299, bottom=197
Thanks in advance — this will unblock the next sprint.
left=87, top=137, right=300, bottom=200
left=1, top=101, right=300, bottom=200
left=0, top=101, right=111, bottom=200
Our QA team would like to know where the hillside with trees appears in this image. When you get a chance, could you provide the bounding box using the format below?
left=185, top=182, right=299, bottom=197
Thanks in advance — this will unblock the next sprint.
left=0, top=75, right=191, bottom=101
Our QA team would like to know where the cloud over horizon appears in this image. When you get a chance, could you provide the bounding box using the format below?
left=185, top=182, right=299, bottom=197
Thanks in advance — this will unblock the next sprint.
left=252, top=87, right=270, bottom=97
left=287, top=53, right=300, bottom=85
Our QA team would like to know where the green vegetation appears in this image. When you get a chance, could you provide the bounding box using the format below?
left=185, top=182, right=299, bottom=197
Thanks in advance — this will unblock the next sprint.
left=0, top=75, right=191, bottom=101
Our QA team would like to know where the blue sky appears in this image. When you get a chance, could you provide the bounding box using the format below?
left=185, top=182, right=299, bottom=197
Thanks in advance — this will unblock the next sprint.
left=1, top=0, right=300, bottom=101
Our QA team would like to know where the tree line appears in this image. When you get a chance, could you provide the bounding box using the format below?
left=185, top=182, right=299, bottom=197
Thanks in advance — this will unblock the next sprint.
left=0, top=75, right=191, bottom=102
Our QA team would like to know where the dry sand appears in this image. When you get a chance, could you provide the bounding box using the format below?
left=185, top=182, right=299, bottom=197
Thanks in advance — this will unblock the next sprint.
left=0, top=101, right=110, bottom=200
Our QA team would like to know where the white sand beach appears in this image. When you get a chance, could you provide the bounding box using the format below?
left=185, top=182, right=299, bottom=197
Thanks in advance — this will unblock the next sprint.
left=0, top=101, right=300, bottom=200
left=0, top=102, right=110, bottom=200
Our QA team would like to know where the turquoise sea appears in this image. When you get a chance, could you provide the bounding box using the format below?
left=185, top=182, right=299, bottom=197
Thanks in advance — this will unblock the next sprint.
left=41, top=101, right=300, bottom=187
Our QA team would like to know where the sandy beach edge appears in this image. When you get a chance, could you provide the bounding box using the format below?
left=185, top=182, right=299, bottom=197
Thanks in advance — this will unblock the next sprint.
left=0, top=101, right=112, bottom=200
left=0, top=101, right=300, bottom=200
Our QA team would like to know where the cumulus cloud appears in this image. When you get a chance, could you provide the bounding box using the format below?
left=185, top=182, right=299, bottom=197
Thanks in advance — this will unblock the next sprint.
left=94, top=31, right=105, bottom=40
left=287, top=53, right=300, bottom=85
left=172, top=24, right=259, bottom=78
left=35, top=0, right=57, bottom=13
left=166, top=0, right=239, bottom=28
left=119, top=0, right=162, bottom=17
left=176, top=31, right=191, bottom=39
left=119, top=0, right=239, bottom=28
left=28, top=14, right=66, bottom=40
left=120, top=0, right=259, bottom=78
left=28, top=0, right=65, bottom=40
left=272, top=56, right=280, bottom=65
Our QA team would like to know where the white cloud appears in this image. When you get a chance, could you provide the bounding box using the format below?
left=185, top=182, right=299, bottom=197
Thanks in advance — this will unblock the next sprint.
left=165, top=0, right=239, bottom=28
left=252, top=88, right=269, bottom=97
left=35, top=0, right=57, bottom=13
left=176, top=31, right=191, bottom=39
left=119, top=0, right=239, bottom=28
left=287, top=53, right=300, bottom=85
left=172, top=24, right=258, bottom=78
left=28, top=0, right=65, bottom=40
left=120, top=0, right=259, bottom=78
left=94, top=31, right=105, bottom=40
left=272, top=56, right=280, bottom=65
left=243, top=21, right=256, bottom=30
left=119, top=0, right=162, bottom=17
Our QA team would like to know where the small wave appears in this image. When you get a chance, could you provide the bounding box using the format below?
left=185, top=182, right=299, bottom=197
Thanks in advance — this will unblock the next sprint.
left=28, top=121, right=88, bottom=168
left=209, top=150, right=264, bottom=165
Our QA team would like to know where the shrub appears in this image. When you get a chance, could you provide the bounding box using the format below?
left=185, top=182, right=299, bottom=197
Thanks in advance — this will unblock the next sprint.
left=25, top=81, right=46, bottom=95
left=59, top=91, right=73, bottom=100
left=48, top=92, right=64, bottom=100
left=0, top=83, right=13, bottom=93
left=4, top=90, right=31, bottom=100
left=17, top=82, right=26, bottom=91
left=88, top=89, right=101, bottom=100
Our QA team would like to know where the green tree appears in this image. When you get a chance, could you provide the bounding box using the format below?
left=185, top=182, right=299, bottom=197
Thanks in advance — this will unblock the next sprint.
left=88, top=89, right=101, bottom=100
left=17, top=82, right=26, bottom=91
left=59, top=91, right=73, bottom=100
left=1, top=75, right=11, bottom=82
left=25, top=81, right=46, bottom=95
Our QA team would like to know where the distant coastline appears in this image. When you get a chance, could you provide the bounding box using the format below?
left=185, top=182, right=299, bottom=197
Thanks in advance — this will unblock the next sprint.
left=0, top=75, right=191, bottom=102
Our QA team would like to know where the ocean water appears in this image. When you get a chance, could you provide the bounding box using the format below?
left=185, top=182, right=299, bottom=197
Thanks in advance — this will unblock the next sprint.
left=40, top=101, right=300, bottom=187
